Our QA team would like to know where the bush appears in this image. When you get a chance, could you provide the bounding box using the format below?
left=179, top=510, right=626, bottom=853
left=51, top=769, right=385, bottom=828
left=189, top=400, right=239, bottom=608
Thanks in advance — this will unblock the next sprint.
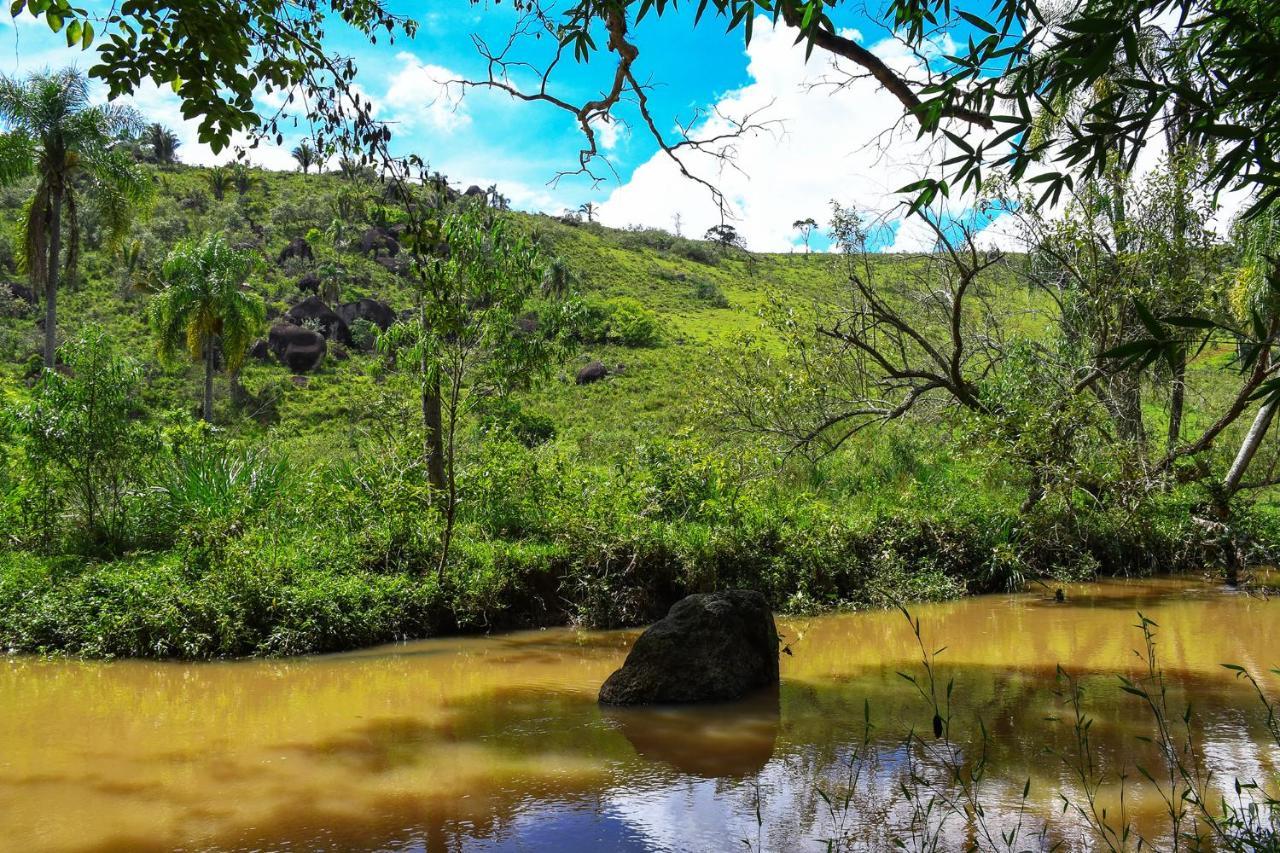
left=579, top=296, right=661, bottom=347
left=7, top=330, right=156, bottom=554
left=692, top=278, right=729, bottom=307
left=349, top=317, right=378, bottom=351
left=150, top=443, right=290, bottom=551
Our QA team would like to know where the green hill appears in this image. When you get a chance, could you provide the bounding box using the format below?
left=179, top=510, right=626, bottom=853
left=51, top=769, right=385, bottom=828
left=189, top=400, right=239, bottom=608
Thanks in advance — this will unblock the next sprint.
left=0, top=164, right=1230, bottom=658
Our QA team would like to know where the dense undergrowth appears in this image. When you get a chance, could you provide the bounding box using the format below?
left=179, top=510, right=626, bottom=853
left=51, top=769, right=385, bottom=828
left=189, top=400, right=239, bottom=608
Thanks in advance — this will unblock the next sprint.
left=0, top=165, right=1275, bottom=658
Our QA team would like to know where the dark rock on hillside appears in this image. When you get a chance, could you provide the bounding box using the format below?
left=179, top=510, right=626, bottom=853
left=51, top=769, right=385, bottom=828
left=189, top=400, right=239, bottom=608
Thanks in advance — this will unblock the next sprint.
left=598, top=590, right=780, bottom=705
left=359, top=227, right=400, bottom=258
left=375, top=255, right=411, bottom=277
left=298, top=273, right=321, bottom=294
left=268, top=323, right=327, bottom=373
left=3, top=282, right=34, bottom=305
left=576, top=360, right=608, bottom=385
left=464, top=184, right=486, bottom=200
left=277, top=237, right=313, bottom=265
left=337, top=298, right=396, bottom=332
left=285, top=296, right=351, bottom=345
left=248, top=339, right=271, bottom=362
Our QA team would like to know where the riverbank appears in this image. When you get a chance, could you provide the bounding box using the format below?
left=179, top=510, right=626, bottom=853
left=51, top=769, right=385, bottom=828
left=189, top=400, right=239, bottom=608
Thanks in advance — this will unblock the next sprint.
left=2, top=577, right=1275, bottom=851
left=0, top=477, right=1229, bottom=659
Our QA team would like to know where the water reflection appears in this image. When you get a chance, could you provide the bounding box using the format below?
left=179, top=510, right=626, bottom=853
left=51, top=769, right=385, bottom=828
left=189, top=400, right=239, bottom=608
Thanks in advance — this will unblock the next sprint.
left=0, top=578, right=1276, bottom=851
left=602, top=688, right=781, bottom=778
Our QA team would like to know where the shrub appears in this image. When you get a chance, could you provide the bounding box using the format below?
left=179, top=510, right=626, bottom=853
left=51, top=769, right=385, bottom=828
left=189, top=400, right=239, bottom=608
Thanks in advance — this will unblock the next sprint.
left=692, top=278, right=729, bottom=308
left=349, top=317, right=378, bottom=351
left=150, top=443, right=290, bottom=551
left=8, top=330, right=156, bottom=553
left=579, top=296, right=661, bottom=347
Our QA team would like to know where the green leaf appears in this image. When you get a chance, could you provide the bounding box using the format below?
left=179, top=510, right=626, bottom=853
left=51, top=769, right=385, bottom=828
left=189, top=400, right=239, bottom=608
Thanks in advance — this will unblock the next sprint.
left=957, top=10, right=996, bottom=33
left=45, top=9, right=62, bottom=31
left=1101, top=340, right=1158, bottom=360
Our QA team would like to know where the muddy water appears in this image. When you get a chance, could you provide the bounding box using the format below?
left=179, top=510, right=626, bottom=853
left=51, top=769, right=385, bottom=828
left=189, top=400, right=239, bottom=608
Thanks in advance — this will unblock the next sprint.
left=1, top=577, right=1277, bottom=852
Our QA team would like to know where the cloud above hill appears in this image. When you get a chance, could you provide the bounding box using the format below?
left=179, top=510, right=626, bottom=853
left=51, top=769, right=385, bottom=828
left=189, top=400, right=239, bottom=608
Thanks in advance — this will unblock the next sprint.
left=596, top=19, right=976, bottom=252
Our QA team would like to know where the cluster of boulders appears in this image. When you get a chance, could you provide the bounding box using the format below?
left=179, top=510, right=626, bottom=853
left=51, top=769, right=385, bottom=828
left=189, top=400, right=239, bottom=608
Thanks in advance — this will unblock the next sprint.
left=251, top=294, right=395, bottom=374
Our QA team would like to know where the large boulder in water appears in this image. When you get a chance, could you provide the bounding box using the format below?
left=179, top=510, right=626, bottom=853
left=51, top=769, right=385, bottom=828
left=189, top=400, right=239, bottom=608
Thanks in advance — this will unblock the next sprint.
left=598, top=590, right=780, bottom=705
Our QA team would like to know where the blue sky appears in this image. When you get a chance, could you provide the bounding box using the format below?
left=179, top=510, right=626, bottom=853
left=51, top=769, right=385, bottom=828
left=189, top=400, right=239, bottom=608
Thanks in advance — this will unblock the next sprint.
left=0, top=2, right=1007, bottom=252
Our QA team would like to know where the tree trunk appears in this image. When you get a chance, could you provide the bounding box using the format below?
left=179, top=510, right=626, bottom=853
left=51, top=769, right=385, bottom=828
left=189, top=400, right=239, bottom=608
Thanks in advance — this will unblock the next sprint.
left=422, top=373, right=446, bottom=492
left=43, top=182, right=64, bottom=370
left=1167, top=349, right=1186, bottom=450
left=1215, top=398, right=1278, bottom=586
left=202, top=336, right=215, bottom=422
left=1223, top=399, right=1277, bottom=497
left=1111, top=367, right=1146, bottom=448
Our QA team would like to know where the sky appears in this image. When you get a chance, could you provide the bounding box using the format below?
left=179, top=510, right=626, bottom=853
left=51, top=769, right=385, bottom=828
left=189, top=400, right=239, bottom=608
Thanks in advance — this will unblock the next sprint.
left=0, top=2, right=1013, bottom=252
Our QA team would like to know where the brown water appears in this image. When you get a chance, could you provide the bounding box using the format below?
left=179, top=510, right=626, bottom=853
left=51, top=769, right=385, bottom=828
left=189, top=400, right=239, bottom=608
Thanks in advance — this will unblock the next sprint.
left=2, top=577, right=1277, bottom=852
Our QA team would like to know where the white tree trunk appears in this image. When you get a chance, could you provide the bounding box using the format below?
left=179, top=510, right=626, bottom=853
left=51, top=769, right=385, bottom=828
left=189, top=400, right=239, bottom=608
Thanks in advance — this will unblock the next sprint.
left=1223, top=399, right=1278, bottom=496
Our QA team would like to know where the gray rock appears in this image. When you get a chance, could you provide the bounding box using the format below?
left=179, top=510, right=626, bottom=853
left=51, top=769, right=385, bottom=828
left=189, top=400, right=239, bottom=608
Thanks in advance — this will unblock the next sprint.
left=576, top=360, right=608, bottom=385
left=599, top=590, right=779, bottom=705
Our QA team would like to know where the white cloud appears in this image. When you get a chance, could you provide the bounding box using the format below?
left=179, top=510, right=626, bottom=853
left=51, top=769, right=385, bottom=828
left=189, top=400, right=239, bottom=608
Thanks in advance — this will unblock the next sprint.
left=118, top=82, right=298, bottom=171
left=383, top=51, right=470, bottom=134
left=597, top=19, right=977, bottom=251
left=590, top=114, right=626, bottom=152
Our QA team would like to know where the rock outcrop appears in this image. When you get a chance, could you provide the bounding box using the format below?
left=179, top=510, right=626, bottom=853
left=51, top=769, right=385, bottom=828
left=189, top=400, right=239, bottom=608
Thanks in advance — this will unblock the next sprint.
left=576, top=360, right=608, bottom=385
left=598, top=590, right=780, bottom=705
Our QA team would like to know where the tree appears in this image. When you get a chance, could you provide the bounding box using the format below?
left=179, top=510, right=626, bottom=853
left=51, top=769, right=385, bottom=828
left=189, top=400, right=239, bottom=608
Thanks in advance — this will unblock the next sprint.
left=578, top=202, right=598, bottom=223
left=17, top=0, right=1280, bottom=230
left=230, top=162, right=256, bottom=197
left=792, top=217, right=818, bottom=253
left=0, top=68, right=151, bottom=369
left=11, top=329, right=152, bottom=550
left=206, top=166, right=230, bottom=201
left=292, top=140, right=319, bottom=174
left=381, top=205, right=568, bottom=577
left=148, top=235, right=265, bottom=422
left=337, top=154, right=374, bottom=182
left=710, top=204, right=1121, bottom=511
left=705, top=223, right=744, bottom=252
left=144, top=122, right=179, bottom=164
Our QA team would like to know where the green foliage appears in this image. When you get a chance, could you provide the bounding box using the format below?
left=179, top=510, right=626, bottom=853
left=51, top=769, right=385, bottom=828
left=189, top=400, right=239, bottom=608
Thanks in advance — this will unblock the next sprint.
left=0, top=66, right=152, bottom=364
left=349, top=317, right=378, bottom=351
left=580, top=296, right=661, bottom=347
left=7, top=329, right=153, bottom=552
left=691, top=278, right=729, bottom=308
left=151, top=443, right=289, bottom=550
left=148, top=234, right=265, bottom=420
left=0, top=163, right=1268, bottom=660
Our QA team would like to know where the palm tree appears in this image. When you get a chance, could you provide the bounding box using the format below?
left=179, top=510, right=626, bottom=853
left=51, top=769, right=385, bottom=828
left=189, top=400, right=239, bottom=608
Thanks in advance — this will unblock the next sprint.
left=207, top=165, right=230, bottom=200
left=578, top=201, right=598, bottom=223
left=145, top=122, right=180, bottom=164
left=230, top=162, right=256, bottom=196
left=291, top=140, right=318, bottom=174
left=148, top=235, right=265, bottom=422
left=0, top=68, right=151, bottom=368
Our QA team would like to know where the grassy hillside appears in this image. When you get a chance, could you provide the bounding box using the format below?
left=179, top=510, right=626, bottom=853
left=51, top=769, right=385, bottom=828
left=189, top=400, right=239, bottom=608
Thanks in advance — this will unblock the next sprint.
left=0, top=164, right=1255, bottom=658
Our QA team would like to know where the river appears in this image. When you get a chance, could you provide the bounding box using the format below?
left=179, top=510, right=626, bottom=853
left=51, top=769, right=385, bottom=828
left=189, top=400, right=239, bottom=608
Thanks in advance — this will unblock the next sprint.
left=2, top=577, right=1277, bottom=851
